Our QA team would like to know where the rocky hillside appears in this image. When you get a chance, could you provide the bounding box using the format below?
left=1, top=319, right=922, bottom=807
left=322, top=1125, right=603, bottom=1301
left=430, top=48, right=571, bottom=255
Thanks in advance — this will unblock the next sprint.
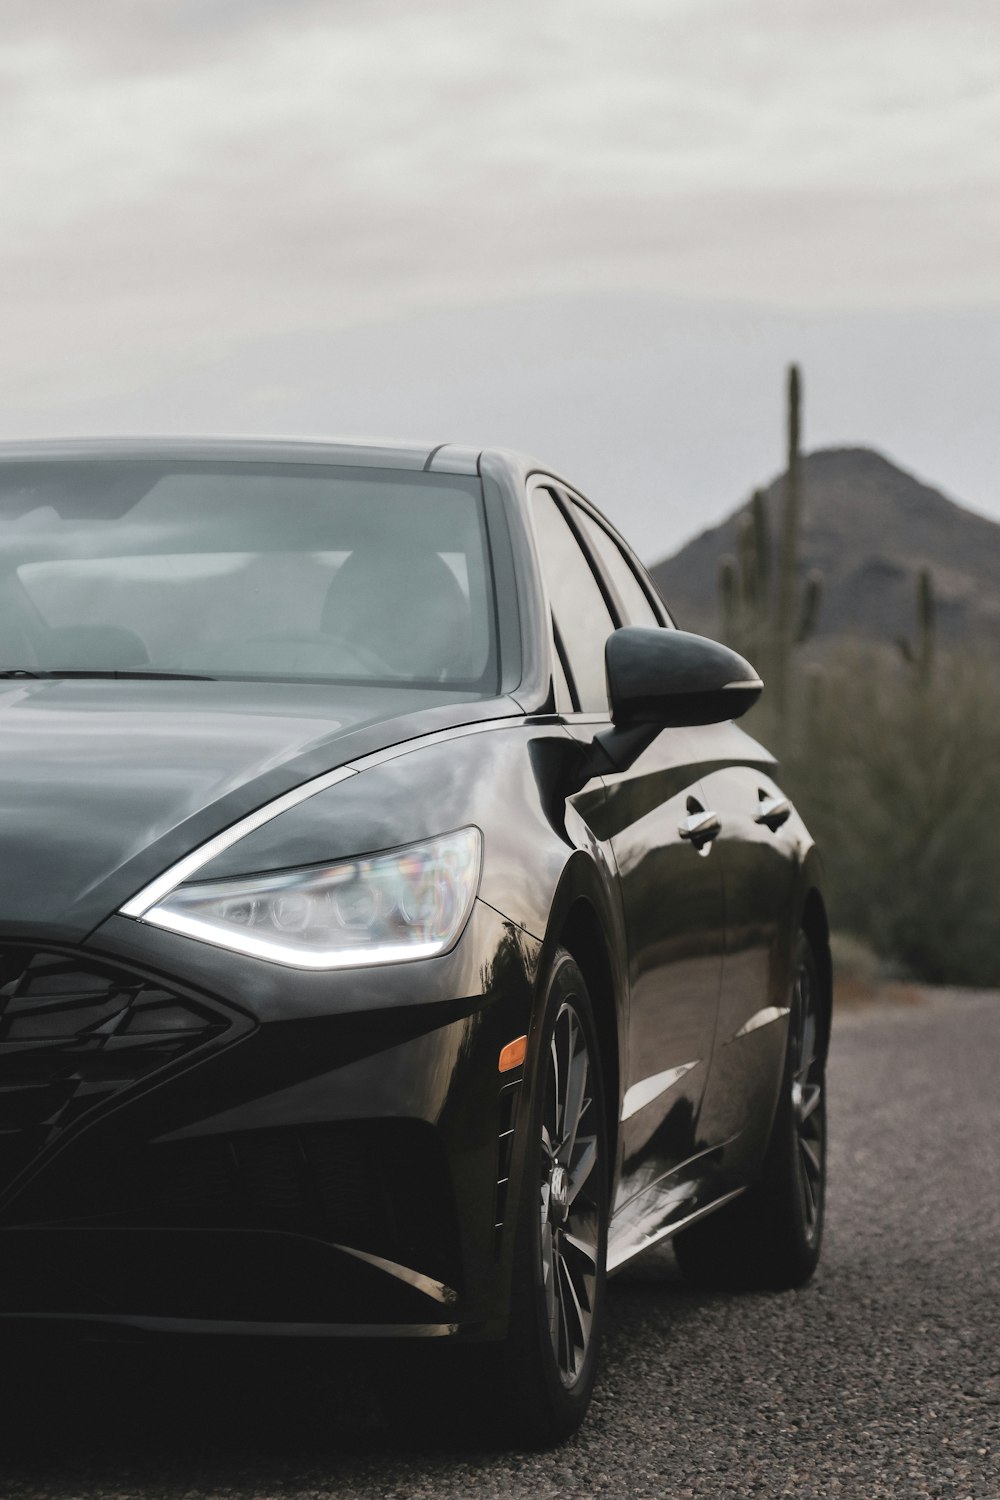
left=650, top=447, right=1000, bottom=656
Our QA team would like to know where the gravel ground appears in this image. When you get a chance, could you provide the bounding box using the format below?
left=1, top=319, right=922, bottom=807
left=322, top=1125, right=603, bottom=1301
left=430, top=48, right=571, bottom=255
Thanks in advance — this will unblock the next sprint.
left=4, top=988, right=999, bottom=1500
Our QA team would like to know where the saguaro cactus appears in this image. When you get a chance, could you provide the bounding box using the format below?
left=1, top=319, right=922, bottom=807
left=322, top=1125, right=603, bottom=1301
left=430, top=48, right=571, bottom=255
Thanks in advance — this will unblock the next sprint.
left=718, top=487, right=771, bottom=660
left=772, top=363, right=803, bottom=720
left=898, top=567, right=936, bottom=687
left=717, top=363, right=822, bottom=730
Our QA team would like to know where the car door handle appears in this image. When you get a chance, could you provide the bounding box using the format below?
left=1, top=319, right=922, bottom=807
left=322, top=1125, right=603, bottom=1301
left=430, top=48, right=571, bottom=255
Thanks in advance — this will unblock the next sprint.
left=679, top=809, right=721, bottom=846
left=754, top=794, right=791, bottom=831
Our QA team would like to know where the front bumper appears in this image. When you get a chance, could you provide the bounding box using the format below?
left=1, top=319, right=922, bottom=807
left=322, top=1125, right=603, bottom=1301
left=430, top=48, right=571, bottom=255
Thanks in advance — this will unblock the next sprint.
left=0, top=900, right=539, bottom=1340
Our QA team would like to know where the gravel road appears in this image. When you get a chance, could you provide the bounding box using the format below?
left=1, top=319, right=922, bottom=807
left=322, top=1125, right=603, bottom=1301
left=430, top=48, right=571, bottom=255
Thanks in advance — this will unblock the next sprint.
left=5, top=988, right=999, bottom=1500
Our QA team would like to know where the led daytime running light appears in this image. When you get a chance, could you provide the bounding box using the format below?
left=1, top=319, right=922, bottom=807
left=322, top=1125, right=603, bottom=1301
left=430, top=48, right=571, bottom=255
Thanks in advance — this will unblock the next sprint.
left=138, top=827, right=482, bottom=970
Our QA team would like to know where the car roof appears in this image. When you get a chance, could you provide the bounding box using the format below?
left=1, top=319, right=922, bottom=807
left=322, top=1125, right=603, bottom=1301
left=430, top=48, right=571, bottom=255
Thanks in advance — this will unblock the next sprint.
left=0, top=435, right=597, bottom=497
left=0, top=435, right=484, bottom=476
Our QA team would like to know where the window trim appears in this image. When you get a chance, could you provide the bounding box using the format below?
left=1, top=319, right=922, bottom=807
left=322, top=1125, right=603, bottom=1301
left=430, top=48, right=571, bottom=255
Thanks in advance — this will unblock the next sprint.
left=527, top=478, right=616, bottom=720
left=559, top=485, right=674, bottom=629
left=551, top=615, right=580, bottom=713
left=548, top=486, right=625, bottom=630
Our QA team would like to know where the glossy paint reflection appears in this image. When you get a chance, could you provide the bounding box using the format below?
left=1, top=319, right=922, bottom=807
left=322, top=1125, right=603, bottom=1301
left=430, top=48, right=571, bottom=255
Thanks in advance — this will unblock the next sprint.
left=695, top=764, right=803, bottom=1178
left=565, top=723, right=726, bottom=1211
left=0, top=677, right=512, bottom=940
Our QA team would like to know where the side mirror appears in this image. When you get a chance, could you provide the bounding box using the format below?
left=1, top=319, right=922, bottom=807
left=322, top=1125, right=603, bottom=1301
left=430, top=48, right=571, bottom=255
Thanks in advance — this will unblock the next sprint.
left=605, top=627, right=763, bottom=728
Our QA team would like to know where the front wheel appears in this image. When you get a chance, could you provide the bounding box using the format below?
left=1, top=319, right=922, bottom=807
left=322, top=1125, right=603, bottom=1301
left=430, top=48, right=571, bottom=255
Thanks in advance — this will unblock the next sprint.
left=496, top=949, right=609, bottom=1445
left=674, top=931, right=828, bottom=1290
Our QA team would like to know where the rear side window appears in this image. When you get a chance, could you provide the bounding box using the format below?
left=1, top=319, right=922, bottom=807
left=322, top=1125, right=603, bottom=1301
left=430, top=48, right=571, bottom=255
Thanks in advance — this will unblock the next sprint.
left=572, top=505, right=660, bottom=629
left=531, top=488, right=614, bottom=713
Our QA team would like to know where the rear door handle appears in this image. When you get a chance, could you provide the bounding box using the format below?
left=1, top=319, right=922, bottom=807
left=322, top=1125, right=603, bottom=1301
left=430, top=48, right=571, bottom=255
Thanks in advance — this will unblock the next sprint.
left=679, top=809, right=721, bottom=847
left=754, top=794, right=791, bottom=831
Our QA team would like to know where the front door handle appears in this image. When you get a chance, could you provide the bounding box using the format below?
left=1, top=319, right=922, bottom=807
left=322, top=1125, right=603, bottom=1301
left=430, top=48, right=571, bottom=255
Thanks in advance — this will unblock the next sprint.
left=679, top=808, right=721, bottom=848
left=754, top=794, right=791, bottom=831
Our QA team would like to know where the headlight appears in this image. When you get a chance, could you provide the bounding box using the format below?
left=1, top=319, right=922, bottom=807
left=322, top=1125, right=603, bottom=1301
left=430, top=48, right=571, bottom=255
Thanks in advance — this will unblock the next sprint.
left=139, top=827, right=482, bottom=969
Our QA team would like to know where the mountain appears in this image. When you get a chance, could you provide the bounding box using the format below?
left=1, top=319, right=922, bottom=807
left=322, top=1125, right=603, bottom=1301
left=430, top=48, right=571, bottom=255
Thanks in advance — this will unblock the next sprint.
left=649, top=447, right=1000, bottom=657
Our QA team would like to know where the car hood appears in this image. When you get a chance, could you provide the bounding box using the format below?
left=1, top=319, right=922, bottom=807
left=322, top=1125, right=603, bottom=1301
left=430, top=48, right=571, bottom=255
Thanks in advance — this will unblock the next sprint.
left=0, top=677, right=516, bottom=942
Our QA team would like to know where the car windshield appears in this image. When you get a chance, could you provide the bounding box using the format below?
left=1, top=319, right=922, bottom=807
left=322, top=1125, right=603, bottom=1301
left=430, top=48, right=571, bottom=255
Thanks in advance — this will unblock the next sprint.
left=0, top=458, right=498, bottom=692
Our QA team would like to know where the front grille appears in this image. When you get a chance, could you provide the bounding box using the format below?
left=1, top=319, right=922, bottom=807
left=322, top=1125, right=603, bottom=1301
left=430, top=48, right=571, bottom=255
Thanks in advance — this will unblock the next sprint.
left=0, top=945, right=238, bottom=1193
left=29, top=1119, right=461, bottom=1290
left=139, top=1126, right=407, bottom=1246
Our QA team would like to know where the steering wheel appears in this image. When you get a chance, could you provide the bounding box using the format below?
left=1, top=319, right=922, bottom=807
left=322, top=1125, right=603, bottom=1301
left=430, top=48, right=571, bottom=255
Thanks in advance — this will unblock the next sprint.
left=320, top=633, right=397, bottom=676
left=237, top=631, right=399, bottom=678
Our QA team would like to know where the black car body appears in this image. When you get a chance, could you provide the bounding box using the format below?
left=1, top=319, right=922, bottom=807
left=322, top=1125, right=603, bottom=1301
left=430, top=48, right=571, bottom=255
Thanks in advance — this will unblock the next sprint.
left=0, top=438, right=830, bottom=1441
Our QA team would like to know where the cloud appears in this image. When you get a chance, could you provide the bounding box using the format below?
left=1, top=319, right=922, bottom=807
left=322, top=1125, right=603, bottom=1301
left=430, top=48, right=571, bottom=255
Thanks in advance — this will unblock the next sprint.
left=1, top=0, right=999, bottom=502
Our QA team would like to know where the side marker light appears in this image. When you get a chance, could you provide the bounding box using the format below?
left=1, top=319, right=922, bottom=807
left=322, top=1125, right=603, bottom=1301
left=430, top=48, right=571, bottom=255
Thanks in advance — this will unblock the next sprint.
left=498, top=1035, right=527, bottom=1073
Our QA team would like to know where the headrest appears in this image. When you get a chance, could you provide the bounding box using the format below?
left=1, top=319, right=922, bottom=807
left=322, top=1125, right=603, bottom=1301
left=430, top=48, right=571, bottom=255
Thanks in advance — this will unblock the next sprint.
left=321, top=548, right=472, bottom=679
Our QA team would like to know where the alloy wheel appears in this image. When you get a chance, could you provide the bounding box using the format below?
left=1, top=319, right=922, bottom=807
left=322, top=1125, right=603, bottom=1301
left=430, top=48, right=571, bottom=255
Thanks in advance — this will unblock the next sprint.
left=539, top=999, right=601, bottom=1388
left=790, top=954, right=825, bottom=1242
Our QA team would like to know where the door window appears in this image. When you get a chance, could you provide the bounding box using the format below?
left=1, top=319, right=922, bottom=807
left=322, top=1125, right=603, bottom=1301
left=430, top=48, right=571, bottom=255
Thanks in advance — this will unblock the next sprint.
left=531, top=488, right=615, bottom=713
left=572, top=505, right=661, bottom=628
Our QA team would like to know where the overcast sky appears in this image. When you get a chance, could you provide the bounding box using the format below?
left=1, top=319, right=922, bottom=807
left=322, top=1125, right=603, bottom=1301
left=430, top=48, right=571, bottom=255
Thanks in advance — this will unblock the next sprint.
left=3, top=0, right=999, bottom=559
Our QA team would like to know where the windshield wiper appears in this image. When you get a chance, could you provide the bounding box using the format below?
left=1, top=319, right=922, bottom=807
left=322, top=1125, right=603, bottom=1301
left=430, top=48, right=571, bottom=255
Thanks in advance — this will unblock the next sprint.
left=0, top=669, right=216, bottom=681
left=51, top=670, right=217, bottom=681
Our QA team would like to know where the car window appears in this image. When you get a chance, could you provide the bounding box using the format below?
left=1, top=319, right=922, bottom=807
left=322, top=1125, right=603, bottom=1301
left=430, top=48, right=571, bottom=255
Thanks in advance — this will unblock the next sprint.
left=572, top=505, right=661, bottom=629
left=0, top=461, right=497, bottom=693
left=531, top=487, right=614, bottom=713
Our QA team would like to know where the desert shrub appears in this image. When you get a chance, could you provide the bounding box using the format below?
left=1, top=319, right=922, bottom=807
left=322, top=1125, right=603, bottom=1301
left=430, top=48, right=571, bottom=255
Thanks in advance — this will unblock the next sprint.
left=759, top=646, right=1000, bottom=987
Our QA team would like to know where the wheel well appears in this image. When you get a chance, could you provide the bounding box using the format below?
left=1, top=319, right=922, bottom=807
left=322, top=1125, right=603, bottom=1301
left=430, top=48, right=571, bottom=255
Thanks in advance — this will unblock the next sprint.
left=802, top=889, right=833, bottom=1058
left=558, top=900, right=620, bottom=1171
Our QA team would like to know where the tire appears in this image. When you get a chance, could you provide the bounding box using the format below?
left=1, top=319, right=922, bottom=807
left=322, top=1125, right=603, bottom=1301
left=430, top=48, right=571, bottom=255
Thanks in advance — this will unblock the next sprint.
left=674, top=931, right=827, bottom=1291
left=492, top=948, right=609, bottom=1446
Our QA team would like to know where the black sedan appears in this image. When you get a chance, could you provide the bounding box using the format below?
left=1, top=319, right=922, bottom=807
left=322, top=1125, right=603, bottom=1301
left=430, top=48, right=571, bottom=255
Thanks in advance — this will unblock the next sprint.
left=0, top=437, right=829, bottom=1444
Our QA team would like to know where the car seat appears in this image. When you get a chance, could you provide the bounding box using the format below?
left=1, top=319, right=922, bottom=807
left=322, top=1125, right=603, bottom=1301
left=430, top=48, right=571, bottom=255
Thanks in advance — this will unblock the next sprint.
left=320, top=547, right=473, bottom=680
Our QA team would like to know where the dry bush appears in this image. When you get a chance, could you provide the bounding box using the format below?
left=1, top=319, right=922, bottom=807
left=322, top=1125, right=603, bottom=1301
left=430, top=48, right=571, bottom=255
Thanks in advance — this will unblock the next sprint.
left=762, top=646, right=1000, bottom=987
